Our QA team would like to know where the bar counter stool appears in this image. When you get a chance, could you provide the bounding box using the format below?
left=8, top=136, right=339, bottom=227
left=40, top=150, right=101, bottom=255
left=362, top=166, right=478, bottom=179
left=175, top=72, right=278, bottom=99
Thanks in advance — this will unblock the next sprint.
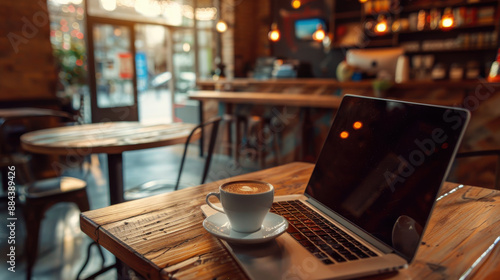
left=233, top=104, right=281, bottom=168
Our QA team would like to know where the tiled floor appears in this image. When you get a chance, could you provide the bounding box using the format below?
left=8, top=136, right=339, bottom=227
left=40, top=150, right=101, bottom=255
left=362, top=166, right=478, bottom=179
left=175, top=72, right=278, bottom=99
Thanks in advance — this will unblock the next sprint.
left=0, top=143, right=260, bottom=280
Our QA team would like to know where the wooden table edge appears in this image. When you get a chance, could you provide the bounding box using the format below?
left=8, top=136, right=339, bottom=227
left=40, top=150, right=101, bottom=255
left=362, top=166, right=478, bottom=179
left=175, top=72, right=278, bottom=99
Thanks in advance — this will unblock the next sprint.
left=80, top=212, right=165, bottom=280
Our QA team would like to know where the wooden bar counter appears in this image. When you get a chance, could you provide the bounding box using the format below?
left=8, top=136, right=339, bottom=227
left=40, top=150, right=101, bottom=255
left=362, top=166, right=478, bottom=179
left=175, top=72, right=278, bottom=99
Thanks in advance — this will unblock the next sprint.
left=188, top=91, right=343, bottom=108
left=80, top=162, right=500, bottom=280
left=196, top=78, right=500, bottom=96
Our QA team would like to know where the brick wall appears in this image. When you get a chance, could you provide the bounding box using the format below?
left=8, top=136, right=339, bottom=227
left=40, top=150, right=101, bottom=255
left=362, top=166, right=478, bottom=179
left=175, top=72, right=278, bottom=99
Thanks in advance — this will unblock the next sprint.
left=0, top=0, right=57, bottom=101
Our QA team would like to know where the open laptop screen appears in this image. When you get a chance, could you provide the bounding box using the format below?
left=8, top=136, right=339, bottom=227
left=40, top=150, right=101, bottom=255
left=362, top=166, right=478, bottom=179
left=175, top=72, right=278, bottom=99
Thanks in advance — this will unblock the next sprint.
left=305, top=95, right=469, bottom=261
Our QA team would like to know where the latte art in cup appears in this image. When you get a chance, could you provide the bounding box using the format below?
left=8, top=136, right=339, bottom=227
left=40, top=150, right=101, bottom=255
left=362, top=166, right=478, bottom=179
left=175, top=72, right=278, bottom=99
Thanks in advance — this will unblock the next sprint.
left=222, top=182, right=271, bottom=194
left=206, top=180, right=274, bottom=232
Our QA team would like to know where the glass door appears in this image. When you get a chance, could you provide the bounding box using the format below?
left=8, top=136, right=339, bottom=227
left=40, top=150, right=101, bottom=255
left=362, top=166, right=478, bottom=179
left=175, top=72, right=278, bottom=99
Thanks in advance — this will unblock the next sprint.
left=173, top=29, right=196, bottom=101
left=135, top=24, right=172, bottom=124
left=88, top=21, right=139, bottom=122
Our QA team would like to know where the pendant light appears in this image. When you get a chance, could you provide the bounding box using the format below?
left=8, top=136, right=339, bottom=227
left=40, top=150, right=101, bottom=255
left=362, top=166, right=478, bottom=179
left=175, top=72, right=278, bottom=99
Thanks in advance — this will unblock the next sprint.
left=268, top=23, right=280, bottom=42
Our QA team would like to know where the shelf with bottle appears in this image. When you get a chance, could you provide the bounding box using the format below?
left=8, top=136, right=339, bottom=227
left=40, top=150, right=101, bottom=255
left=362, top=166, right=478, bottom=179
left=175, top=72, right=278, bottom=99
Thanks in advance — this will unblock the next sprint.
left=488, top=48, right=500, bottom=82
left=395, top=21, right=496, bottom=34
left=357, top=1, right=498, bottom=35
left=400, top=0, right=500, bottom=13
left=399, top=34, right=497, bottom=55
left=404, top=45, right=498, bottom=54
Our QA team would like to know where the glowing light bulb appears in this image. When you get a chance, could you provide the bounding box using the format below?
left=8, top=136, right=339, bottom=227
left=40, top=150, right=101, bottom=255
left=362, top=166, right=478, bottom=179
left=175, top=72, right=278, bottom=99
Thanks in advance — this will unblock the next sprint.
left=375, top=21, right=387, bottom=33
left=268, top=23, right=280, bottom=42
left=340, top=131, right=349, bottom=139
left=291, top=0, right=301, bottom=9
left=440, top=17, right=454, bottom=29
left=353, top=121, right=363, bottom=130
left=216, top=20, right=228, bottom=33
left=312, top=24, right=326, bottom=42
left=440, top=8, right=455, bottom=30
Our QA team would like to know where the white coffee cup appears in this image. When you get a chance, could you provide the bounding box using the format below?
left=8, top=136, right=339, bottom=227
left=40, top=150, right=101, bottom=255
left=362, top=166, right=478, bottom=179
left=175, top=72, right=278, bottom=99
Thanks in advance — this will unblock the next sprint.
left=206, top=180, right=274, bottom=233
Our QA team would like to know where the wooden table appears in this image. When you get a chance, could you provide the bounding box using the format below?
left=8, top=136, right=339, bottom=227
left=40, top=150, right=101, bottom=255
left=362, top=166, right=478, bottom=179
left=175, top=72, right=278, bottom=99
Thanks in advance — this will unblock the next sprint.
left=21, top=122, right=197, bottom=204
left=80, top=162, right=500, bottom=280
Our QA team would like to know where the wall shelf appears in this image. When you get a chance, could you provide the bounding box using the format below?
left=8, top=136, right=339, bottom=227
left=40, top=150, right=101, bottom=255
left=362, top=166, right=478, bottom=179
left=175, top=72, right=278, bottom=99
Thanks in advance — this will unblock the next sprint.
left=401, top=0, right=499, bottom=13
left=405, top=45, right=498, bottom=54
left=396, top=22, right=496, bottom=34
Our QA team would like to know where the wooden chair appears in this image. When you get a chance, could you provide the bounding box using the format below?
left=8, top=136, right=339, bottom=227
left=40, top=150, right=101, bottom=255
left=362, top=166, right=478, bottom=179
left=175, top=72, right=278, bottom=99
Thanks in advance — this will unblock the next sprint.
left=0, top=110, right=90, bottom=280
left=124, top=117, right=223, bottom=200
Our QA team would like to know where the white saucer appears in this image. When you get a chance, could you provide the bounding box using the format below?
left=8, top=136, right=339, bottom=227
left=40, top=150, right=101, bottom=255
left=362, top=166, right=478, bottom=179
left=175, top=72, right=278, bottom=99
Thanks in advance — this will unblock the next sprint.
left=203, top=212, right=288, bottom=244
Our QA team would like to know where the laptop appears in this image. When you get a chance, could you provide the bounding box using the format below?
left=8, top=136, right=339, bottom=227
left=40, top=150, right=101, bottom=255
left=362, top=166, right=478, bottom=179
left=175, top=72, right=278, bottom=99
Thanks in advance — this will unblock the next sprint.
left=202, top=95, right=470, bottom=279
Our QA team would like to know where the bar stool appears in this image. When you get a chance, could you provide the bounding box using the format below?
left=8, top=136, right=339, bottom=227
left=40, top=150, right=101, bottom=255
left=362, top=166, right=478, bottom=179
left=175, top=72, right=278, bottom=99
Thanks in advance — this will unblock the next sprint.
left=236, top=115, right=280, bottom=168
left=233, top=105, right=281, bottom=168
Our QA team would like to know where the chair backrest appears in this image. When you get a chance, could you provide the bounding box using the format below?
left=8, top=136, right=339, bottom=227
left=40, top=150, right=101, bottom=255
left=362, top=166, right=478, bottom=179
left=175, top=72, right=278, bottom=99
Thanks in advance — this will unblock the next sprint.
left=454, top=149, right=500, bottom=189
left=174, top=116, right=223, bottom=190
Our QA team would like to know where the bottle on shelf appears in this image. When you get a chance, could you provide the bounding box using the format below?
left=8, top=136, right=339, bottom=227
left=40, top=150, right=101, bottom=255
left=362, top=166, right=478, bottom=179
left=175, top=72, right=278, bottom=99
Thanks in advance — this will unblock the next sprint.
left=487, top=48, right=500, bottom=82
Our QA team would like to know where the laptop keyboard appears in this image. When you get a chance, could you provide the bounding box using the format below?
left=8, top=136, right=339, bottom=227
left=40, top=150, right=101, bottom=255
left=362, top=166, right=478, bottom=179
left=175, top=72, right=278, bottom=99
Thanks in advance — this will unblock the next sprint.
left=271, top=200, right=377, bottom=265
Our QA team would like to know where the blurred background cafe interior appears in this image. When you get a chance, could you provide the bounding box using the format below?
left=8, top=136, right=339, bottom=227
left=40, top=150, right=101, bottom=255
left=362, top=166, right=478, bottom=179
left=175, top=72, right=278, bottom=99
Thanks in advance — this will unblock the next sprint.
left=1, top=0, right=500, bottom=279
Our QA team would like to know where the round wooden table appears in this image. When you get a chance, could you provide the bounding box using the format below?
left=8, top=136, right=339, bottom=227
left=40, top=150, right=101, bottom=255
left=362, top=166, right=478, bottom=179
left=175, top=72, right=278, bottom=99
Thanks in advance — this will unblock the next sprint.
left=21, top=122, right=198, bottom=204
